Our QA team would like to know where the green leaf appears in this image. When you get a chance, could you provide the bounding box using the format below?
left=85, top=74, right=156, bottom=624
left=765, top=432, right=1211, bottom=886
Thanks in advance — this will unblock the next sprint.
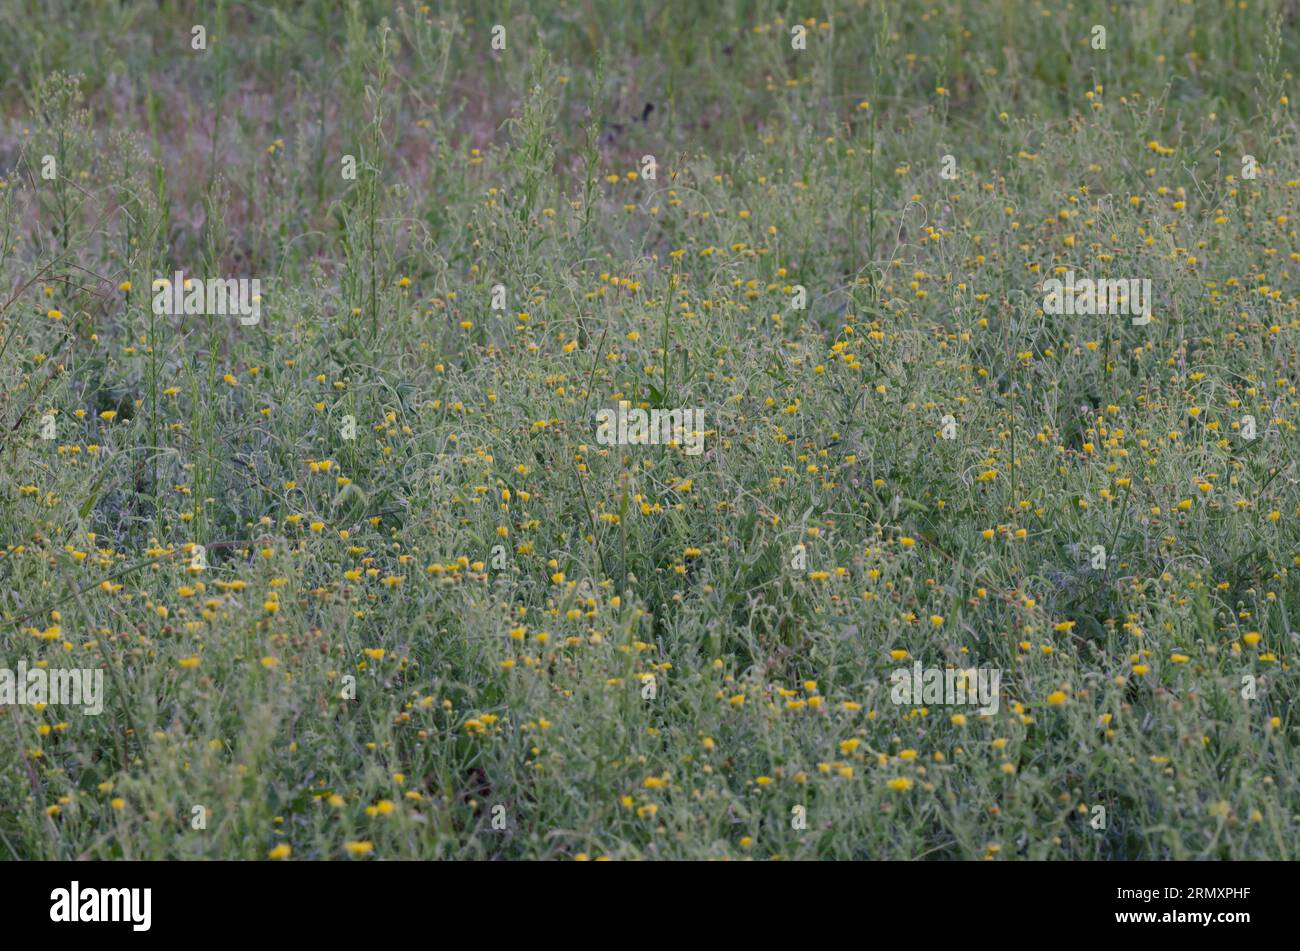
left=79, top=466, right=110, bottom=520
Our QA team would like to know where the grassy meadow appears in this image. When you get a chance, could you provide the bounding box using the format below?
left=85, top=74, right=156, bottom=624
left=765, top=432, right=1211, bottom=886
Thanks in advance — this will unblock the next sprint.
left=0, top=0, right=1298, bottom=860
